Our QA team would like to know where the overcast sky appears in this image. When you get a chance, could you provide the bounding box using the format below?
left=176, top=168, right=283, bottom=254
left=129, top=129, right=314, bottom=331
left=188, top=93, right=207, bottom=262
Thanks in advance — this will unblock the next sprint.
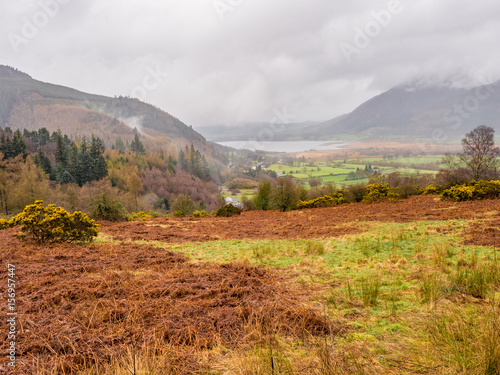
left=1, top=0, right=500, bottom=127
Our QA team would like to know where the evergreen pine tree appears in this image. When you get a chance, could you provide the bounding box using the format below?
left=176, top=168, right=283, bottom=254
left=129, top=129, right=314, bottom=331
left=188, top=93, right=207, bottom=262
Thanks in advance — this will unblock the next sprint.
left=167, top=155, right=176, bottom=174
left=12, top=130, right=27, bottom=160
left=78, top=150, right=94, bottom=186
left=60, top=170, right=76, bottom=184
left=178, top=149, right=188, bottom=171
left=68, top=144, right=80, bottom=184
left=94, top=154, right=108, bottom=180
left=54, top=131, right=68, bottom=166
left=38, top=128, right=51, bottom=146
left=34, top=150, right=52, bottom=176
left=130, top=134, right=145, bottom=154
left=0, top=134, right=12, bottom=160
left=115, top=137, right=125, bottom=152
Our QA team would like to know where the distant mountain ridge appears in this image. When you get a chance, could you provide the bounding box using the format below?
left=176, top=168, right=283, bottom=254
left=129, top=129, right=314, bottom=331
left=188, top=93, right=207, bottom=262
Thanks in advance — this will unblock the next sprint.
left=0, top=65, right=206, bottom=150
left=312, top=81, right=500, bottom=140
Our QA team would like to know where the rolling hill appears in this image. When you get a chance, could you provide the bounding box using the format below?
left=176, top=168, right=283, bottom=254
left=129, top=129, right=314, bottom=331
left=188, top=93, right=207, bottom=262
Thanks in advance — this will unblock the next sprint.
left=0, top=65, right=208, bottom=152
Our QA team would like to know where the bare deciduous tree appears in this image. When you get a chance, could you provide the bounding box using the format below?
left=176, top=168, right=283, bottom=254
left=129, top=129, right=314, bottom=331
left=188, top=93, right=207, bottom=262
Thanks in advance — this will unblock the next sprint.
left=459, top=125, right=499, bottom=180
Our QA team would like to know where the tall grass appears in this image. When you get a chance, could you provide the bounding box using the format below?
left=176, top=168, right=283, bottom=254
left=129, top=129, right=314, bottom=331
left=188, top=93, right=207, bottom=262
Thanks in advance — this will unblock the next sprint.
left=451, top=261, right=500, bottom=299
left=428, top=305, right=500, bottom=374
left=419, top=274, right=443, bottom=306
left=359, top=278, right=381, bottom=307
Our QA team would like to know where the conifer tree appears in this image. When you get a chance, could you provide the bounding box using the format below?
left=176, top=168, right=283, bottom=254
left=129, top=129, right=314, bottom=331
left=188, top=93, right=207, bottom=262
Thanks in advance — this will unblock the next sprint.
left=12, top=130, right=27, bottom=160
left=178, top=149, right=188, bottom=171
left=54, top=131, right=68, bottom=166
left=130, top=134, right=145, bottom=154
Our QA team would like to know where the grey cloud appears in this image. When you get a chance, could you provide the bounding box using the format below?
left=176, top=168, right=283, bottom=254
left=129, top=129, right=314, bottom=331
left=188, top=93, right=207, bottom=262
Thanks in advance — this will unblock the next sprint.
left=1, top=0, right=500, bottom=126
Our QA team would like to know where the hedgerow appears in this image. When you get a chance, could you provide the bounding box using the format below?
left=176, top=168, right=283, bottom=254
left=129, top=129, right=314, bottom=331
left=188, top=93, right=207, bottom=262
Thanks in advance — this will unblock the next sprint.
left=297, top=192, right=345, bottom=209
left=441, top=180, right=500, bottom=201
left=362, top=184, right=399, bottom=203
left=9, top=200, right=99, bottom=244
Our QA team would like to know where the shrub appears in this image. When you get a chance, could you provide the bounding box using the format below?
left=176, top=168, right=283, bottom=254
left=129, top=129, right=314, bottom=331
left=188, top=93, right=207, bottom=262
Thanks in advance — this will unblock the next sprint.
left=362, top=183, right=399, bottom=203
left=0, top=218, right=11, bottom=230
left=128, top=211, right=153, bottom=221
left=147, top=210, right=160, bottom=218
left=215, top=204, right=242, bottom=217
left=297, top=192, right=345, bottom=209
left=192, top=210, right=208, bottom=218
left=422, top=184, right=443, bottom=195
left=10, top=200, right=98, bottom=243
left=173, top=210, right=184, bottom=218
left=172, top=194, right=196, bottom=216
left=241, top=196, right=256, bottom=211
left=88, top=193, right=128, bottom=221
left=441, top=180, right=500, bottom=201
left=441, top=184, right=475, bottom=201
left=343, top=184, right=367, bottom=203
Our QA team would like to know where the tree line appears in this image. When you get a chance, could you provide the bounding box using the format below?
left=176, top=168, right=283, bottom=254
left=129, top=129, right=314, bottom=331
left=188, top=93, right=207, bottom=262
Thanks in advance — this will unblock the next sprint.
left=0, top=127, right=109, bottom=186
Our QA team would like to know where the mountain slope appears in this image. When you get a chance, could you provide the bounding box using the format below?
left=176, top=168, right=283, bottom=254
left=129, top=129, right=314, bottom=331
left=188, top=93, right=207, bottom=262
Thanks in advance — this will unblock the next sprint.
left=311, top=81, right=500, bottom=139
left=0, top=65, right=205, bottom=149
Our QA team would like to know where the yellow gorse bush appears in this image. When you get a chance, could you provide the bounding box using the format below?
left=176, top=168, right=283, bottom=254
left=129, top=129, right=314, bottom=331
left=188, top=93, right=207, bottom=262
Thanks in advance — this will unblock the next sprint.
left=0, top=218, right=10, bottom=230
left=441, top=180, right=500, bottom=201
left=362, top=183, right=400, bottom=203
left=297, top=192, right=345, bottom=209
left=422, top=184, right=443, bottom=195
left=10, top=200, right=99, bottom=243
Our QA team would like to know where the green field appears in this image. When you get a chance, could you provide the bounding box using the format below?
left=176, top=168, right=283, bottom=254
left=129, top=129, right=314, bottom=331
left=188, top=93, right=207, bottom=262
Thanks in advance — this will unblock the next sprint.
left=267, top=159, right=437, bottom=186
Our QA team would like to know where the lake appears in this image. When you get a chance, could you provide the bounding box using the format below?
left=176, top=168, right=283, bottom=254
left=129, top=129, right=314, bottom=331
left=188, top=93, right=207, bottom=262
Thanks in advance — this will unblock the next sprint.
left=216, top=140, right=347, bottom=153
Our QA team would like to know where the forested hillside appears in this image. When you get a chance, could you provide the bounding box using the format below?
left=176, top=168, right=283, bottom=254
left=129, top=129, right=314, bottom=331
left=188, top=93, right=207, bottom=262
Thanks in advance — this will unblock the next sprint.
left=0, top=126, right=224, bottom=217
